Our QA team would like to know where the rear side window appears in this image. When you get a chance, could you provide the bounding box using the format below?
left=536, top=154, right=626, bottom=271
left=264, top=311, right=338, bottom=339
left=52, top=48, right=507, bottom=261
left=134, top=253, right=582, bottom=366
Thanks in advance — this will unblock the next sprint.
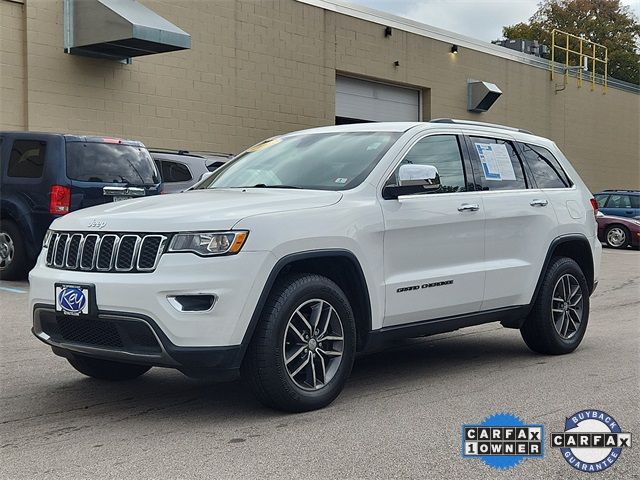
left=606, top=194, right=632, bottom=209
left=66, top=142, right=159, bottom=184
left=630, top=195, right=640, bottom=209
left=469, top=137, right=527, bottom=190
left=8, top=140, right=46, bottom=178
left=519, top=143, right=570, bottom=188
left=159, top=160, right=192, bottom=182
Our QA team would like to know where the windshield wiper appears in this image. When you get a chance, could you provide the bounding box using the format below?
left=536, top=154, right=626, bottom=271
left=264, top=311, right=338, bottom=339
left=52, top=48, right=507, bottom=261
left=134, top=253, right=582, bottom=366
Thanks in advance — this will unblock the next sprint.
left=249, top=184, right=302, bottom=189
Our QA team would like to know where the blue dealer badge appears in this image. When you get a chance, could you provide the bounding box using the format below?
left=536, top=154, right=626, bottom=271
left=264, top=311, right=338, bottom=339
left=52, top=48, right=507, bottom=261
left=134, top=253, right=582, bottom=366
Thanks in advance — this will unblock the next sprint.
left=462, top=413, right=544, bottom=470
left=551, top=409, right=632, bottom=473
left=57, top=286, right=87, bottom=314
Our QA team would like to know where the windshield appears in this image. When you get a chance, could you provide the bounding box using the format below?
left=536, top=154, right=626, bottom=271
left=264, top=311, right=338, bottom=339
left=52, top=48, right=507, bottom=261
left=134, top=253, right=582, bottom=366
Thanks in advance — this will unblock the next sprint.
left=195, top=131, right=401, bottom=191
left=66, top=142, right=160, bottom=185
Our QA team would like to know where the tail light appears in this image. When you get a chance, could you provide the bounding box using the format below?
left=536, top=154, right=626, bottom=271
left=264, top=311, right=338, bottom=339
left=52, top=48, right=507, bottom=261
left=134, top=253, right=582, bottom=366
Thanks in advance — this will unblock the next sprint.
left=49, top=185, right=71, bottom=214
left=590, top=198, right=598, bottom=217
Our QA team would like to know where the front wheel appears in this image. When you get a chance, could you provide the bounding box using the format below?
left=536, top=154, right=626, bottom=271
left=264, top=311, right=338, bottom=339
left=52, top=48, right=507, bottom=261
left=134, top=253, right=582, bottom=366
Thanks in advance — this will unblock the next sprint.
left=67, top=354, right=151, bottom=380
left=521, top=257, right=589, bottom=355
left=242, top=273, right=356, bottom=412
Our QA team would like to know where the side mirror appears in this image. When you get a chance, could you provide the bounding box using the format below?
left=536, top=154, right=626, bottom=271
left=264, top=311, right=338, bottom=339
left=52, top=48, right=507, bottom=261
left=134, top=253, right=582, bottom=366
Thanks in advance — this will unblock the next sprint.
left=185, top=172, right=214, bottom=191
left=382, top=164, right=441, bottom=199
left=198, top=172, right=214, bottom=183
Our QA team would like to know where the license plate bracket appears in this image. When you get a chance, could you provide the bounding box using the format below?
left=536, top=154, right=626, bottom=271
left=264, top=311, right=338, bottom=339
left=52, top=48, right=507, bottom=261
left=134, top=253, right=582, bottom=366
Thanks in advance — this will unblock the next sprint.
left=55, top=283, right=97, bottom=317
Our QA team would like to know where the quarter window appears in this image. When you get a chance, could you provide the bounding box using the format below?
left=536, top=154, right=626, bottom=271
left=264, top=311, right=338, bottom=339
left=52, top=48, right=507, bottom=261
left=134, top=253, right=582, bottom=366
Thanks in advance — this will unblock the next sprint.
left=387, top=135, right=467, bottom=193
left=519, top=143, right=570, bottom=188
left=469, top=137, right=527, bottom=191
left=594, top=194, right=609, bottom=206
left=8, top=140, right=46, bottom=178
left=159, top=161, right=192, bottom=183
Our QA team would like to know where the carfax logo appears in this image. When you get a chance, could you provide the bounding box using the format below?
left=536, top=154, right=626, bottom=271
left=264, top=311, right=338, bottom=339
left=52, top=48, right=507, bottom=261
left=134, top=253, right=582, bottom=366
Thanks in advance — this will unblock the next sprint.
left=551, top=409, right=632, bottom=473
left=462, top=413, right=544, bottom=470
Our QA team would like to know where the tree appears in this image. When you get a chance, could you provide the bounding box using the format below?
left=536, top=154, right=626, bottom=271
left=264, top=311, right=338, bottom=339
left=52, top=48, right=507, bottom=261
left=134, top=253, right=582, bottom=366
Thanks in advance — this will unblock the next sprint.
left=502, top=0, right=640, bottom=84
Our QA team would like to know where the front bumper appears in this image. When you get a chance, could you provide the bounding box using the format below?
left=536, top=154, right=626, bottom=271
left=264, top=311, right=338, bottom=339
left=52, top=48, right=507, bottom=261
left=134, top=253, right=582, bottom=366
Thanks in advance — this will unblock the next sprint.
left=32, top=305, right=243, bottom=379
left=30, top=250, right=275, bottom=347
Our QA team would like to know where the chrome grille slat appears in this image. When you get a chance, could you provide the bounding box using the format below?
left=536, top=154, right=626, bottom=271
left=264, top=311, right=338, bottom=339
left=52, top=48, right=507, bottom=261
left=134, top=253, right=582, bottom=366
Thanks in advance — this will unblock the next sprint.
left=96, top=235, right=118, bottom=271
left=137, top=235, right=165, bottom=272
left=46, top=233, right=59, bottom=265
left=45, top=232, right=166, bottom=273
left=115, top=235, right=140, bottom=272
left=65, top=234, right=83, bottom=269
left=80, top=234, right=99, bottom=270
left=53, top=234, right=69, bottom=267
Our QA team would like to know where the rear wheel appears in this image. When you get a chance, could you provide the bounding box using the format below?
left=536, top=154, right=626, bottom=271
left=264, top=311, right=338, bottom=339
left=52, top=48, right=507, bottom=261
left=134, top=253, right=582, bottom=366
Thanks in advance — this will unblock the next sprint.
left=0, top=219, right=29, bottom=280
left=67, top=354, right=151, bottom=380
left=521, top=257, right=589, bottom=355
left=242, top=273, right=356, bottom=412
left=605, top=225, right=629, bottom=249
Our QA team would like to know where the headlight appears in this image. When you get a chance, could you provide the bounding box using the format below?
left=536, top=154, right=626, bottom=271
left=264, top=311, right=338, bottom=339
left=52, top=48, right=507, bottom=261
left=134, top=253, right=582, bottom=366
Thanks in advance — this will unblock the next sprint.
left=168, top=231, right=249, bottom=256
left=43, top=230, right=54, bottom=248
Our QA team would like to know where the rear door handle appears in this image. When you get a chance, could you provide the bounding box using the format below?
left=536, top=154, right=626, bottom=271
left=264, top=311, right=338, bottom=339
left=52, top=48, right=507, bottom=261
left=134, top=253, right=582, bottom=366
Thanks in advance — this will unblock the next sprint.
left=458, top=203, right=480, bottom=212
left=530, top=199, right=549, bottom=207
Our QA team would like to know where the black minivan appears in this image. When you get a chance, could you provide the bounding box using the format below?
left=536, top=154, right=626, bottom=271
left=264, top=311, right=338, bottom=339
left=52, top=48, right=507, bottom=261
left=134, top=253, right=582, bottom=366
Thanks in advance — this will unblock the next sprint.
left=0, top=133, right=161, bottom=279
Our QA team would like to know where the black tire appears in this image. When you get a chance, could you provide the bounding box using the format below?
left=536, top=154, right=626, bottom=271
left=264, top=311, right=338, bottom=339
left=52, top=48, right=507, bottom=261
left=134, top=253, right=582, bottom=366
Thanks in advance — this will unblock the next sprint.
left=242, top=273, right=356, bottom=412
left=521, top=257, right=589, bottom=355
left=604, top=224, right=630, bottom=249
left=0, top=219, right=29, bottom=280
left=67, top=354, right=151, bottom=380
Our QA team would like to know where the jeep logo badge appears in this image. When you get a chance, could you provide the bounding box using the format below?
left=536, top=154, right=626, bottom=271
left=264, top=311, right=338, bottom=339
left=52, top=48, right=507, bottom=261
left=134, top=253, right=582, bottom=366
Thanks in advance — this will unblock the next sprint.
left=87, top=219, right=107, bottom=229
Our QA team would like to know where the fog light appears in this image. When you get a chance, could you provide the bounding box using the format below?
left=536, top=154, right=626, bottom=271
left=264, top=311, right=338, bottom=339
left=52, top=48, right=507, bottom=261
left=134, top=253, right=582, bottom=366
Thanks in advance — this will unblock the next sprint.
left=167, top=294, right=216, bottom=312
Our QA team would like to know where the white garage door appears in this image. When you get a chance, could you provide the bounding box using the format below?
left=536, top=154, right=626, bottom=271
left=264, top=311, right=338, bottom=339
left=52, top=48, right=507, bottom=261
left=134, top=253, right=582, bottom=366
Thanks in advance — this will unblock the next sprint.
left=335, top=76, right=421, bottom=123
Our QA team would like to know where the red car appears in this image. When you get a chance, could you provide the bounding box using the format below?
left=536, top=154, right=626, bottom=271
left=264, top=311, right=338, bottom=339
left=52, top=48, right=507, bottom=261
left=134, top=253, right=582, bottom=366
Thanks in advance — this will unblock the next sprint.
left=597, top=213, right=640, bottom=249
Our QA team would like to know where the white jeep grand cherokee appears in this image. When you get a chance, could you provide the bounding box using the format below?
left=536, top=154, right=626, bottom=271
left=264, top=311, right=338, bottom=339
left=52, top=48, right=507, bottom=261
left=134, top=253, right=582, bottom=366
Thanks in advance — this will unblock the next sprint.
left=30, top=119, right=602, bottom=412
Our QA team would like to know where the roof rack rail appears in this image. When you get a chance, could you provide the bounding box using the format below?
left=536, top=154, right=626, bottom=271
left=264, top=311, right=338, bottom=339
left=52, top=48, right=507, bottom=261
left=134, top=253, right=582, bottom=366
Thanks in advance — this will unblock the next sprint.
left=602, top=189, right=639, bottom=192
left=430, top=118, right=534, bottom=135
left=148, top=148, right=233, bottom=158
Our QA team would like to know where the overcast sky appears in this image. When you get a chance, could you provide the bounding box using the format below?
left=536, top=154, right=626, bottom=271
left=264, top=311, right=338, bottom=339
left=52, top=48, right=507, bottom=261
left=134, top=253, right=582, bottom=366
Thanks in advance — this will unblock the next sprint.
left=349, top=0, right=640, bottom=42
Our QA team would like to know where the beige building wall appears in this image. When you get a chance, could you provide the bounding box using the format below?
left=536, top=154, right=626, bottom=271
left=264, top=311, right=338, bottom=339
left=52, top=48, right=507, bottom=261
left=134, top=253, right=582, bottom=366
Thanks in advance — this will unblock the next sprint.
left=1, top=0, right=638, bottom=191
left=0, top=0, right=27, bottom=130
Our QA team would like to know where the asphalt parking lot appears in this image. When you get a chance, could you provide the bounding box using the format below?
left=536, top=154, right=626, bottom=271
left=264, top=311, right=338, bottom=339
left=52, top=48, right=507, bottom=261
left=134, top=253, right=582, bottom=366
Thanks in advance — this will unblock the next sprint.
left=0, top=248, right=638, bottom=479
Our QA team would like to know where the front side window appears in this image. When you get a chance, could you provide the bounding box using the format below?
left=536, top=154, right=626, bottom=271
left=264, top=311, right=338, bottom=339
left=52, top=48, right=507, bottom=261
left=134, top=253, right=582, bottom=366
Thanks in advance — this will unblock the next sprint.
left=519, top=143, right=570, bottom=188
left=66, top=142, right=159, bottom=184
left=8, top=140, right=46, bottom=178
left=469, top=136, right=527, bottom=191
left=386, top=135, right=467, bottom=193
left=196, top=132, right=401, bottom=191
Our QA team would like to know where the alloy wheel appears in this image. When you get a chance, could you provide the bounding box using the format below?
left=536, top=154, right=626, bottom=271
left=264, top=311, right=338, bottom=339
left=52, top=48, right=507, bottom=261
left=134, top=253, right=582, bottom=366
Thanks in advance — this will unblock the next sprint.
left=551, top=273, right=584, bottom=340
left=0, top=232, right=14, bottom=270
left=282, top=299, right=344, bottom=391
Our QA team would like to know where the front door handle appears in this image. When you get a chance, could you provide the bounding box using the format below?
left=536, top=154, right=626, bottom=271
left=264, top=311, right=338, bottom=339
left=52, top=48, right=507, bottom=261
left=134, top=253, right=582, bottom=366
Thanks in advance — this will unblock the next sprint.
left=530, top=199, right=549, bottom=207
left=458, top=203, right=480, bottom=212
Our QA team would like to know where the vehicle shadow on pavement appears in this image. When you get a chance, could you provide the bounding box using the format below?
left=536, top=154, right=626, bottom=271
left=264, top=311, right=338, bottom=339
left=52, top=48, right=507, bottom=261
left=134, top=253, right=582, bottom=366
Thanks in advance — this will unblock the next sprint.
left=25, top=329, right=538, bottom=423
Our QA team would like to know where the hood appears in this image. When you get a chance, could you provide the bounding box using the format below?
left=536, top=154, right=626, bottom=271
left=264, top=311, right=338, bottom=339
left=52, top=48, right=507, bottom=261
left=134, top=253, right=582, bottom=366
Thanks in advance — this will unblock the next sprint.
left=51, top=188, right=342, bottom=233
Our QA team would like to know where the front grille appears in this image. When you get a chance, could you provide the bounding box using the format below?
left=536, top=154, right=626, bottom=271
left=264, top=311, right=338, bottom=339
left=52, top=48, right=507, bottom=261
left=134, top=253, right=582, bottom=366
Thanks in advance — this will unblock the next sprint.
left=46, top=232, right=167, bottom=273
left=39, top=311, right=162, bottom=354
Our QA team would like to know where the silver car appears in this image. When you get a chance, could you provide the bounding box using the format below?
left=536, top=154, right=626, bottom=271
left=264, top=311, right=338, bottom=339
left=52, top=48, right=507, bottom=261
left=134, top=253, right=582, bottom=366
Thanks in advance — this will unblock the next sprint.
left=150, top=149, right=232, bottom=193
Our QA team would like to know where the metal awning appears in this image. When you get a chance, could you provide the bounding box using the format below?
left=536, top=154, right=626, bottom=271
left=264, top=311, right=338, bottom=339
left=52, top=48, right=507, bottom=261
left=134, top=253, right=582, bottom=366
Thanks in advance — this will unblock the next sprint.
left=64, top=0, right=191, bottom=61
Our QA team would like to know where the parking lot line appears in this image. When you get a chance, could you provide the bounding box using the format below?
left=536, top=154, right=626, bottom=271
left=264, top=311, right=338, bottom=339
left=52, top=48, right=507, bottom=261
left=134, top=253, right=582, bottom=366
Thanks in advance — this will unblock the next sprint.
left=0, top=285, right=27, bottom=294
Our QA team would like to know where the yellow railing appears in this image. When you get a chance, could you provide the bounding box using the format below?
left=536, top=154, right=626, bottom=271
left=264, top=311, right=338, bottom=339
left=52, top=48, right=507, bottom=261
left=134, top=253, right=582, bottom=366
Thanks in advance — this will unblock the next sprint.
left=550, top=29, right=608, bottom=94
